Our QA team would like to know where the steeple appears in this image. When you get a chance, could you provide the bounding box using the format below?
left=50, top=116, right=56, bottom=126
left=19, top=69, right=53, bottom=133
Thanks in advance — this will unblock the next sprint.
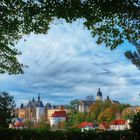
left=20, top=103, right=24, bottom=109
left=38, top=94, right=40, bottom=101
left=97, top=88, right=102, bottom=96
left=32, top=97, right=35, bottom=102
left=106, top=96, right=110, bottom=100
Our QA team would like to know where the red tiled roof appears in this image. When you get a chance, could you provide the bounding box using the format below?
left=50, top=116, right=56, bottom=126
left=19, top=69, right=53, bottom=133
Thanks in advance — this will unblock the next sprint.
left=51, top=110, right=66, bottom=117
left=110, top=119, right=126, bottom=125
left=100, top=122, right=109, bottom=129
left=14, top=122, right=24, bottom=127
left=79, top=122, right=94, bottom=128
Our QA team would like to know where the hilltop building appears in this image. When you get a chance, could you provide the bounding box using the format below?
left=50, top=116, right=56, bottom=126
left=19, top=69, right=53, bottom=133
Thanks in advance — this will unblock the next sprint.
left=106, top=95, right=120, bottom=104
left=78, top=88, right=119, bottom=112
left=78, top=100, right=95, bottom=112
left=78, top=88, right=103, bottom=112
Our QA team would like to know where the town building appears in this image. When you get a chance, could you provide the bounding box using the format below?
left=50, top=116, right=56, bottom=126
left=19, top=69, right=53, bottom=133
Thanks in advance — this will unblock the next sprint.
left=122, top=106, right=140, bottom=115
left=50, top=110, right=67, bottom=126
left=47, top=105, right=70, bottom=121
left=110, top=119, right=128, bottom=130
left=78, top=100, right=95, bottom=112
left=98, top=122, right=110, bottom=131
left=9, top=118, right=24, bottom=129
left=79, top=121, right=98, bottom=132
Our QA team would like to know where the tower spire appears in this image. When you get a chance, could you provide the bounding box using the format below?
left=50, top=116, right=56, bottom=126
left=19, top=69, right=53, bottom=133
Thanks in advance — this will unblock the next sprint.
left=38, top=94, right=40, bottom=101
left=32, top=97, right=35, bottom=102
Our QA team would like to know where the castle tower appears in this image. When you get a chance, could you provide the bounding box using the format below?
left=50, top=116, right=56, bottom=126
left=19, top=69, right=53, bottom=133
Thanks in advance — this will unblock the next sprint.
left=96, top=88, right=102, bottom=101
left=38, top=94, right=40, bottom=101
left=36, top=94, right=45, bottom=122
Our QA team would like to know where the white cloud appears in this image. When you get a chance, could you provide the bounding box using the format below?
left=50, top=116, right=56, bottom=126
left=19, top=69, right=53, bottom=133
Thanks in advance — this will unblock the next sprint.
left=0, top=19, right=140, bottom=106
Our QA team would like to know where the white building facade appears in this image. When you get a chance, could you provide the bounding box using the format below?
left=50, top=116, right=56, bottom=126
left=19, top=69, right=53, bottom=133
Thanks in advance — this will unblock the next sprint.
left=50, top=110, right=67, bottom=126
left=36, top=107, right=45, bottom=122
left=110, top=119, right=129, bottom=131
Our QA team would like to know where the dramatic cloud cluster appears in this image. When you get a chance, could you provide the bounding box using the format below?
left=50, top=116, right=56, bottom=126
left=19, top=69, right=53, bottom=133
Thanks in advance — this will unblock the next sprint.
left=0, top=19, right=140, bottom=106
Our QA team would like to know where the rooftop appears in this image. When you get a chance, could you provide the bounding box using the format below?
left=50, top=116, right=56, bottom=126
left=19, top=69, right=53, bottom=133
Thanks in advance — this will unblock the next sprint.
left=51, top=110, right=66, bottom=117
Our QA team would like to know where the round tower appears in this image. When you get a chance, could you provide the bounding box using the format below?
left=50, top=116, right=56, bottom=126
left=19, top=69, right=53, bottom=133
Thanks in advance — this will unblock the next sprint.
left=36, top=94, right=45, bottom=122
left=96, top=88, right=102, bottom=101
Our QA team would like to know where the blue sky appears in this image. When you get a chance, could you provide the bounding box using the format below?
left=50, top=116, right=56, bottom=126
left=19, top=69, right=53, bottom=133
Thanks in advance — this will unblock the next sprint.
left=0, top=19, right=140, bottom=106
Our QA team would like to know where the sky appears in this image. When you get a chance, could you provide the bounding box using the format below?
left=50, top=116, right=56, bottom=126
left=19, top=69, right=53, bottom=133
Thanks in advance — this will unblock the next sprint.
left=0, top=19, right=140, bottom=107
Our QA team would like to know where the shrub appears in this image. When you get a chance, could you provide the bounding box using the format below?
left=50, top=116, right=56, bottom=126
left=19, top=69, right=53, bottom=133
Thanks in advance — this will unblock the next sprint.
left=0, top=128, right=138, bottom=140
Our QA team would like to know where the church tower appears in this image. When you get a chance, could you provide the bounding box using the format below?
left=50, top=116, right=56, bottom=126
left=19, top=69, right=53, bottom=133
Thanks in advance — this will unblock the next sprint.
left=96, top=88, right=102, bottom=101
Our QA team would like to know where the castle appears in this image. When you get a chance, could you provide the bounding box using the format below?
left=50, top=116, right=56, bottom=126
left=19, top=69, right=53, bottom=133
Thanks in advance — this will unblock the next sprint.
left=18, top=95, right=69, bottom=123
left=18, top=95, right=46, bottom=122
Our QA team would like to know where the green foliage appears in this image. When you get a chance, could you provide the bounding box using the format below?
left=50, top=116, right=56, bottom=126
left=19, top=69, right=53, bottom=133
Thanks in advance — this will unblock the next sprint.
left=35, top=121, right=50, bottom=129
left=98, top=108, right=115, bottom=124
left=119, top=104, right=131, bottom=113
left=65, top=111, right=94, bottom=129
left=0, top=0, right=139, bottom=74
left=131, top=112, right=140, bottom=135
left=122, top=109, right=135, bottom=120
left=125, top=41, right=140, bottom=69
left=0, top=92, right=16, bottom=128
left=24, top=119, right=35, bottom=129
left=0, top=128, right=137, bottom=140
left=69, top=99, right=79, bottom=110
left=89, top=101, right=104, bottom=120
left=67, top=100, right=131, bottom=128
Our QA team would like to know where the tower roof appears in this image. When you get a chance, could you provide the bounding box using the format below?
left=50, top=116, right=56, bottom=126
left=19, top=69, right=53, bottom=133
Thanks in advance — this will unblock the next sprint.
left=106, top=96, right=110, bottom=100
left=32, top=97, right=35, bottom=102
left=38, top=94, right=40, bottom=101
left=26, top=95, right=44, bottom=108
left=97, top=88, right=102, bottom=96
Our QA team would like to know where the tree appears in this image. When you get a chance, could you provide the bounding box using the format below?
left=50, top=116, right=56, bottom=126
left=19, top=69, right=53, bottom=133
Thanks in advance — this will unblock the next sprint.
left=125, top=41, right=140, bottom=69
left=89, top=101, right=103, bottom=120
left=85, top=112, right=95, bottom=122
left=0, top=92, right=16, bottom=128
left=0, top=0, right=139, bottom=74
left=69, top=99, right=79, bottom=110
left=98, top=108, right=115, bottom=124
left=119, top=103, right=131, bottom=113
left=130, top=112, right=140, bottom=138
left=122, top=108, right=136, bottom=120
left=35, top=121, right=50, bottom=129
left=74, top=112, right=87, bottom=124
left=103, top=99, right=112, bottom=110
left=65, top=111, right=87, bottom=128
left=24, top=119, right=35, bottom=129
